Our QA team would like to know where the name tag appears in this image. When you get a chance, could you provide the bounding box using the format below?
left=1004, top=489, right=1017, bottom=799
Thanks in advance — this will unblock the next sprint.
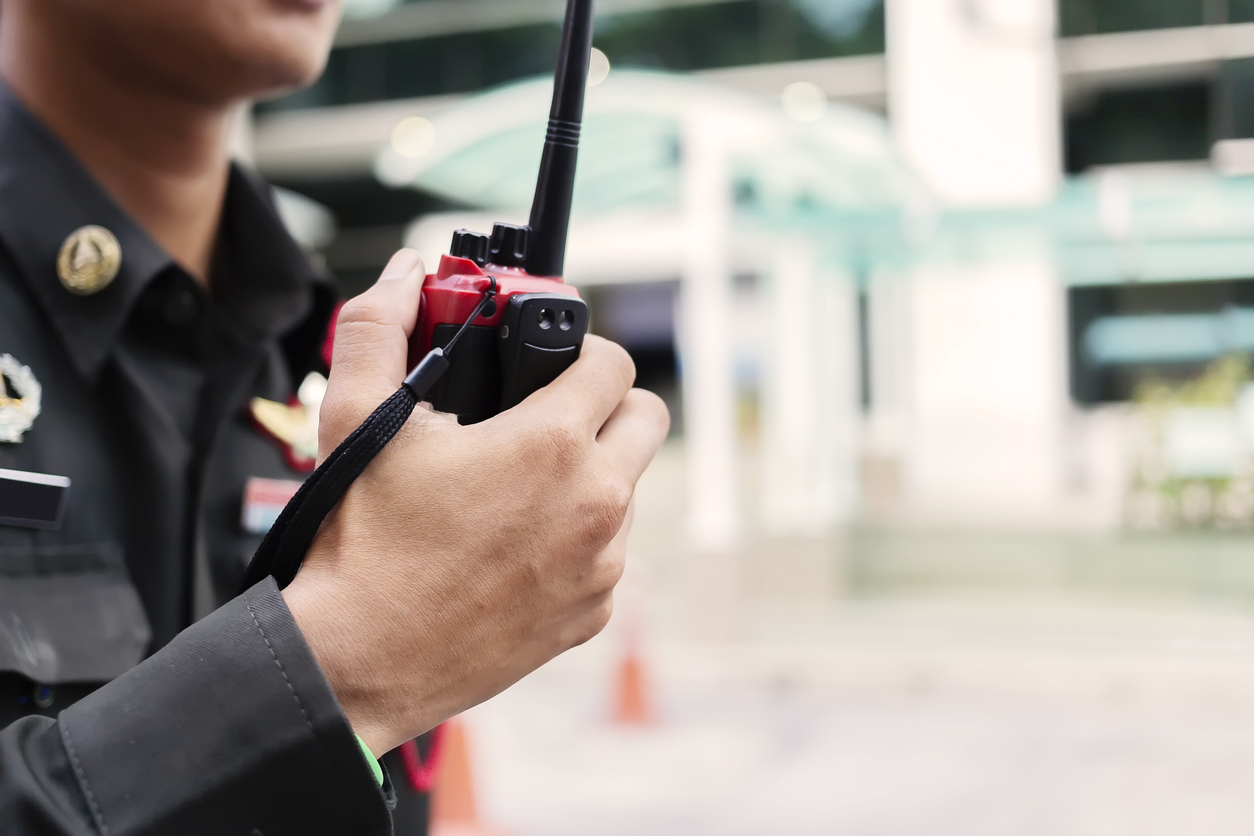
left=241, top=477, right=303, bottom=535
left=0, top=468, right=71, bottom=530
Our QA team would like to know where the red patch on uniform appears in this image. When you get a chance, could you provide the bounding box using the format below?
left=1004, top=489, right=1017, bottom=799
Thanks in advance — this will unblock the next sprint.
left=322, top=301, right=344, bottom=371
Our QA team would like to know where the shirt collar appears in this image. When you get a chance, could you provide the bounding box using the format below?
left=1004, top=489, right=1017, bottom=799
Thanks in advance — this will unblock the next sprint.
left=214, top=166, right=321, bottom=343
left=0, top=81, right=321, bottom=382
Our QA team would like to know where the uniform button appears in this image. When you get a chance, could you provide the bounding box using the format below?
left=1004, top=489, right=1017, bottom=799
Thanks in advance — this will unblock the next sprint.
left=57, top=225, right=122, bottom=296
left=32, top=683, right=54, bottom=709
left=163, top=287, right=201, bottom=327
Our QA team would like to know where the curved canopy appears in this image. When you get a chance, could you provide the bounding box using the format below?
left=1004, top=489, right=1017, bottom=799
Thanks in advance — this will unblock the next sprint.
left=379, top=68, right=1254, bottom=288
left=375, top=69, right=920, bottom=221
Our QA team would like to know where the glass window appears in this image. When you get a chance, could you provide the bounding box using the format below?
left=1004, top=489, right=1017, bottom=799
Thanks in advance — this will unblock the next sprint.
left=1230, top=0, right=1254, bottom=22
left=1060, top=0, right=1205, bottom=37
left=1064, top=83, right=1212, bottom=173
left=1070, top=279, right=1254, bottom=404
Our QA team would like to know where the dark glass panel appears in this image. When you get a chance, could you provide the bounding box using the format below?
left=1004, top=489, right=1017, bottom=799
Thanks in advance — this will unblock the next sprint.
left=1060, top=0, right=1205, bottom=37
left=1070, top=279, right=1254, bottom=404
left=1064, top=83, right=1212, bottom=173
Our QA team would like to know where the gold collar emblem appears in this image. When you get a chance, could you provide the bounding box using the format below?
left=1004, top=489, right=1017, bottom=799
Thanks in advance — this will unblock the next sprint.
left=58, top=225, right=122, bottom=296
left=248, top=372, right=326, bottom=469
left=0, top=355, right=42, bottom=444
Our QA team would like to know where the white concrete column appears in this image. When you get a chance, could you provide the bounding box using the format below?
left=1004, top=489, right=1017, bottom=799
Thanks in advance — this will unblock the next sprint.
left=887, top=0, right=1061, bottom=207
left=815, top=262, right=861, bottom=526
left=760, top=238, right=859, bottom=534
left=903, top=259, right=1069, bottom=519
left=886, top=0, right=1070, bottom=521
left=679, top=113, right=740, bottom=551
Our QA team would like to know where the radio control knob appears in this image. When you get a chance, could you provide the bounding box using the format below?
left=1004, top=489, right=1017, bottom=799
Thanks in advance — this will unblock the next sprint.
left=488, top=223, right=530, bottom=269
left=450, top=229, right=490, bottom=266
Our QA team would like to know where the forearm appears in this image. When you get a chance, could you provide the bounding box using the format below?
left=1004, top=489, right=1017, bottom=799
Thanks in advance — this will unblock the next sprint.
left=0, top=580, right=390, bottom=836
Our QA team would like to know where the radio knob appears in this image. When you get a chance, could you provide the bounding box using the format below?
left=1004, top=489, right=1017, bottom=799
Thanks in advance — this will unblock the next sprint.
left=449, top=229, right=490, bottom=266
left=488, top=223, right=530, bottom=269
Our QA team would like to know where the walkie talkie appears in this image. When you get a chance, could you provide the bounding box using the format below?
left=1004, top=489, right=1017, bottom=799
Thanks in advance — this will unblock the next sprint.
left=241, top=0, right=597, bottom=589
left=411, top=0, right=594, bottom=424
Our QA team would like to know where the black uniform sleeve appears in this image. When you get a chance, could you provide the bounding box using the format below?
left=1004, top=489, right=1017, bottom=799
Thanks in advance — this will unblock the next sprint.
left=0, top=578, right=392, bottom=836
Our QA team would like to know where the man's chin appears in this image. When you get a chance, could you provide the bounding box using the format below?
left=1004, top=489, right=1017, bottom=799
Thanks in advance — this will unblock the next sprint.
left=228, top=48, right=330, bottom=102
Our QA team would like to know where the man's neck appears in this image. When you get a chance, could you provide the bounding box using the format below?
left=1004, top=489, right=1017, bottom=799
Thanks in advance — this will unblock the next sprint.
left=0, top=10, right=233, bottom=287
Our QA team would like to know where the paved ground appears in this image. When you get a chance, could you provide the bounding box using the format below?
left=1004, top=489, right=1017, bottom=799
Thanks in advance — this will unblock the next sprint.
left=460, top=597, right=1254, bottom=836
left=447, top=443, right=1254, bottom=835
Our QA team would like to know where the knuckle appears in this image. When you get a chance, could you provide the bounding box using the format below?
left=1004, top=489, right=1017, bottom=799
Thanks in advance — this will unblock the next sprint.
left=591, top=596, right=615, bottom=633
left=604, top=476, right=633, bottom=519
left=334, top=300, right=394, bottom=349
left=583, top=335, right=636, bottom=390
left=604, top=340, right=637, bottom=389
left=565, top=596, right=615, bottom=648
left=581, top=477, right=631, bottom=545
left=634, top=389, right=671, bottom=431
left=591, top=548, right=626, bottom=594
left=336, top=297, right=379, bottom=328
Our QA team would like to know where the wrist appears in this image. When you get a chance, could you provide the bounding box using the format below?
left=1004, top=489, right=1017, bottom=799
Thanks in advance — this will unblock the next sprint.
left=283, top=573, right=395, bottom=757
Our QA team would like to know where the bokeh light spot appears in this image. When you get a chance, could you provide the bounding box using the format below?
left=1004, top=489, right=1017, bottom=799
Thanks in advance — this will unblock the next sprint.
left=782, top=82, right=827, bottom=122
left=588, top=48, right=611, bottom=87
left=391, top=116, right=436, bottom=159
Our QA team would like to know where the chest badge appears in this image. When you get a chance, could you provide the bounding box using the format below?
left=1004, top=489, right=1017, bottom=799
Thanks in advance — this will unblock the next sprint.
left=0, top=355, right=42, bottom=444
left=248, top=372, right=327, bottom=472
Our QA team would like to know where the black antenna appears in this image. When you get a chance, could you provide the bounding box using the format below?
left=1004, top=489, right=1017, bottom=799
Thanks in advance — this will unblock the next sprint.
left=524, top=0, right=595, bottom=278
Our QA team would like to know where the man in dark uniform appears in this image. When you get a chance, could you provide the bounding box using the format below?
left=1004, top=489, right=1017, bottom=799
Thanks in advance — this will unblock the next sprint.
left=0, top=0, right=670, bottom=833
left=0, top=0, right=449, bottom=829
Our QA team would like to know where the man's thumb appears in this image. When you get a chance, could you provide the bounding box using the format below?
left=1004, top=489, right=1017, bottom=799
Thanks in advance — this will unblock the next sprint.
left=320, top=249, right=426, bottom=449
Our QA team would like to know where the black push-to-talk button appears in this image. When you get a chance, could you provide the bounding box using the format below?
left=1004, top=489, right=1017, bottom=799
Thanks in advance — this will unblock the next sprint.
left=515, top=344, right=577, bottom=396
left=498, top=292, right=588, bottom=412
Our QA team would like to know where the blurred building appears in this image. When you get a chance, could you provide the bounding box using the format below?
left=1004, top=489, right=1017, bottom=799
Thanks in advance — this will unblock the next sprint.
left=879, top=0, right=1254, bottom=529
left=254, top=0, right=1254, bottom=538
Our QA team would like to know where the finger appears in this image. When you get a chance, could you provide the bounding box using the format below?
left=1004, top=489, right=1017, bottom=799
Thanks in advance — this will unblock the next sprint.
left=327, top=249, right=425, bottom=405
left=595, top=388, right=670, bottom=484
left=519, top=335, right=637, bottom=435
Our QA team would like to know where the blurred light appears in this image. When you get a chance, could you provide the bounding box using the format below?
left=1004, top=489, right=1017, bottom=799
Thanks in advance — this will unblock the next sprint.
left=1213, top=139, right=1254, bottom=177
left=782, top=82, right=827, bottom=122
left=1097, top=170, right=1133, bottom=242
left=391, top=116, right=436, bottom=159
left=272, top=187, right=336, bottom=251
left=588, top=48, right=611, bottom=87
left=341, top=0, right=402, bottom=19
left=374, top=151, right=414, bottom=188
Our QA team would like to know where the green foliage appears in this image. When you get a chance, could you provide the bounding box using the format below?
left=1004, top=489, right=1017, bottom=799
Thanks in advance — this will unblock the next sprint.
left=1133, top=354, right=1251, bottom=409
left=1127, top=355, right=1254, bottom=530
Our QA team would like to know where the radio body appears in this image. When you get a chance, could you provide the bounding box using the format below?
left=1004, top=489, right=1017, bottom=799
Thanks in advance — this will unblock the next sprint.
left=412, top=227, right=588, bottom=424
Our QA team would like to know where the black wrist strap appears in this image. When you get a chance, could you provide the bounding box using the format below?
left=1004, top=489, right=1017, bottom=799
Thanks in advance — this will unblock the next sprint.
left=241, top=282, right=498, bottom=593
left=241, top=386, right=419, bottom=591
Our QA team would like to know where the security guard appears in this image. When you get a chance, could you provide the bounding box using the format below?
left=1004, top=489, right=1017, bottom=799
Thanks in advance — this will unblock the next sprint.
left=0, top=1, right=671, bottom=834
left=0, top=0, right=439, bottom=830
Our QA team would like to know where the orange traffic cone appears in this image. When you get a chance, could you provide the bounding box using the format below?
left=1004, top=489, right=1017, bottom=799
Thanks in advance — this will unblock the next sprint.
left=430, top=718, right=506, bottom=836
left=612, top=624, right=653, bottom=725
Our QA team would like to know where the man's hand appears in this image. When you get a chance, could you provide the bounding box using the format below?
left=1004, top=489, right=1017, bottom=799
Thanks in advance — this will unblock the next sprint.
left=282, top=249, right=670, bottom=756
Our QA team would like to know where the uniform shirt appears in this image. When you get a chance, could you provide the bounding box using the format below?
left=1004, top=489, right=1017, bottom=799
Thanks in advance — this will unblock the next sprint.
left=0, top=80, right=396, bottom=834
